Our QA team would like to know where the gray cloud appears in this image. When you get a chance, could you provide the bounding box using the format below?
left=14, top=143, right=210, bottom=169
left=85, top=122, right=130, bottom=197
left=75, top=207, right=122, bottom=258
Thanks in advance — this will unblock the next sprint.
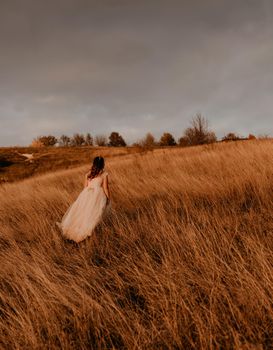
left=0, top=0, right=272, bottom=146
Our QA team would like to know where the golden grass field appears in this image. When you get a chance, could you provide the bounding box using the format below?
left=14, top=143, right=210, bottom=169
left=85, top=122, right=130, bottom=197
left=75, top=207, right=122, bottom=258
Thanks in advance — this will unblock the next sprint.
left=0, top=146, right=143, bottom=183
left=0, top=140, right=272, bottom=349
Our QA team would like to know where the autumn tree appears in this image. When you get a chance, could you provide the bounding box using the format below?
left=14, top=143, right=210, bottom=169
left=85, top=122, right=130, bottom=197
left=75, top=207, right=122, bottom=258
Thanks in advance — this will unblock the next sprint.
left=222, top=132, right=240, bottom=141
left=85, top=133, right=93, bottom=146
left=140, top=132, right=156, bottom=148
left=59, top=135, right=70, bottom=147
left=108, top=132, right=126, bottom=147
left=179, top=114, right=217, bottom=146
left=178, top=136, right=188, bottom=147
left=159, top=132, right=176, bottom=146
left=71, top=133, right=85, bottom=146
left=95, top=135, right=107, bottom=146
left=31, top=138, right=44, bottom=148
left=32, top=135, right=57, bottom=147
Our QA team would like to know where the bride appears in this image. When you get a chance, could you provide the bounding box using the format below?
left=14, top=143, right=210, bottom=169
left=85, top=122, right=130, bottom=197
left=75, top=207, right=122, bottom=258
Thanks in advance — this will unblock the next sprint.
left=57, top=156, right=110, bottom=243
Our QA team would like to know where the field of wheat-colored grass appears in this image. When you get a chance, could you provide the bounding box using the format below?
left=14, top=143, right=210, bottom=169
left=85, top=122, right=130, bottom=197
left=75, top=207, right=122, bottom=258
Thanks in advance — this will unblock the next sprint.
left=0, top=146, right=143, bottom=183
left=0, top=140, right=273, bottom=349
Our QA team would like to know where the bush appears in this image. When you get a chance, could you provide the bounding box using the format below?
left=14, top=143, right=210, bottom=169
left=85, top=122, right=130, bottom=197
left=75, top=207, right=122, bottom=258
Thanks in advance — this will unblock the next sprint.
left=71, top=134, right=85, bottom=146
left=159, top=132, right=176, bottom=146
left=95, top=135, right=107, bottom=147
left=179, top=114, right=217, bottom=146
left=222, top=133, right=240, bottom=142
left=59, top=135, right=71, bottom=147
left=31, top=139, right=45, bottom=148
left=85, top=133, right=93, bottom=146
left=139, top=133, right=156, bottom=149
left=108, top=132, right=126, bottom=147
left=32, top=135, right=57, bottom=147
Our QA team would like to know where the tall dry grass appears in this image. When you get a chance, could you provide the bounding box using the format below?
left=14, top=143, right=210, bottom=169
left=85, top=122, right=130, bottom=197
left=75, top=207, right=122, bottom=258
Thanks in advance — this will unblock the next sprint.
left=0, top=140, right=273, bottom=349
left=0, top=146, right=143, bottom=183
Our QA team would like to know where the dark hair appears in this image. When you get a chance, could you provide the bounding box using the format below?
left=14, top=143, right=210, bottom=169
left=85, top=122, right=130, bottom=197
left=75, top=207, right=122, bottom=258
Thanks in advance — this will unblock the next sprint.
left=87, top=156, right=105, bottom=180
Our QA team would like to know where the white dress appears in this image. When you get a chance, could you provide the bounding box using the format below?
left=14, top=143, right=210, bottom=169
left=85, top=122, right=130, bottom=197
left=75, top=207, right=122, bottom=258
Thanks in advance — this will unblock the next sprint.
left=57, top=171, right=109, bottom=243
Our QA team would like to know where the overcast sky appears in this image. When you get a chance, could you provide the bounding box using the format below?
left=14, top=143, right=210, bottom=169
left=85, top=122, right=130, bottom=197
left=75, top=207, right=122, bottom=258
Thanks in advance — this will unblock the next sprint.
left=0, top=0, right=272, bottom=146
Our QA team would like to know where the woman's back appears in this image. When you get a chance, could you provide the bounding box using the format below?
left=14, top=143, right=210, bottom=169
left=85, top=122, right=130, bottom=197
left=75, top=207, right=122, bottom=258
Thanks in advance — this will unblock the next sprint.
left=87, top=171, right=108, bottom=188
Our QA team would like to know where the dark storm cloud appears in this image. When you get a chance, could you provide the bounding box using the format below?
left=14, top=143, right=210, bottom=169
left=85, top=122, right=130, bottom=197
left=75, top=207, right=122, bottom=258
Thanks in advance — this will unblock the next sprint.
left=0, top=0, right=272, bottom=146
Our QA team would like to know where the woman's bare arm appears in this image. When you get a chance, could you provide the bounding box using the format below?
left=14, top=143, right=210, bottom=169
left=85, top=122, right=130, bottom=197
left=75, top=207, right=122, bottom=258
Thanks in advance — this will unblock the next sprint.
left=84, top=173, right=89, bottom=188
left=103, top=174, right=110, bottom=201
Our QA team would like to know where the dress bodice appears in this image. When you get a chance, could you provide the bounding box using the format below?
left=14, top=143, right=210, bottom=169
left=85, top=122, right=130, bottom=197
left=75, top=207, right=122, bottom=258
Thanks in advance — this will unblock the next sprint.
left=87, top=171, right=108, bottom=190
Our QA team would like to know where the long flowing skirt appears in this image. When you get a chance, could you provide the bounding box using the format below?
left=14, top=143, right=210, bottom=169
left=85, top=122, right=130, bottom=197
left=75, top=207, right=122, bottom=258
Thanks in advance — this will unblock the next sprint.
left=57, top=186, right=108, bottom=242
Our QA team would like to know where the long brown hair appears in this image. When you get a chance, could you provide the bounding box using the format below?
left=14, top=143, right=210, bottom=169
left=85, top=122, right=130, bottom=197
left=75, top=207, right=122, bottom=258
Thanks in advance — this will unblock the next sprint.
left=87, top=156, right=105, bottom=180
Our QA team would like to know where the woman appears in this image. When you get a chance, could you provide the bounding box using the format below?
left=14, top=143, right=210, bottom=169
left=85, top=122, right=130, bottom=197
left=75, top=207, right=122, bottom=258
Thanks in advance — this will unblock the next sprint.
left=57, top=156, right=110, bottom=243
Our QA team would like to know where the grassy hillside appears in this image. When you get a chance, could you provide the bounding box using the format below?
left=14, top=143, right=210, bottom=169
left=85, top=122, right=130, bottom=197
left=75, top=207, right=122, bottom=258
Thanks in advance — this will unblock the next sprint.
left=0, top=146, right=144, bottom=183
left=0, top=140, right=272, bottom=349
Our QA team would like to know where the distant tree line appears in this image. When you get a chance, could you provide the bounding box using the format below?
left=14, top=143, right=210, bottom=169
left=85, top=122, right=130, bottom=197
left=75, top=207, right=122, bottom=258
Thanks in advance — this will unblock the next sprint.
left=135, top=114, right=217, bottom=148
left=32, top=132, right=127, bottom=147
left=31, top=114, right=259, bottom=148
